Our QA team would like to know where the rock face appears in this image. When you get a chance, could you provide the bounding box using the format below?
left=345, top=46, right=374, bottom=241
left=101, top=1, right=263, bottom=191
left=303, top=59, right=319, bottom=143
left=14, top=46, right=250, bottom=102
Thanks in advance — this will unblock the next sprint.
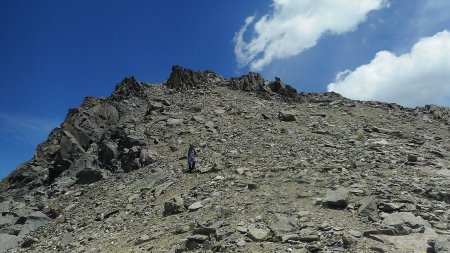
left=1, top=65, right=450, bottom=253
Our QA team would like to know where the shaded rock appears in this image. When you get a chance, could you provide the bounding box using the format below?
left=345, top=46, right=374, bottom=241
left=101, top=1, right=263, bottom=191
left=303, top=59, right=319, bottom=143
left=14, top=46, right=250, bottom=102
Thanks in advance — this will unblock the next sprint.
left=163, top=196, right=185, bottom=216
left=323, top=188, right=349, bottom=209
left=408, top=154, right=419, bottom=163
left=44, top=203, right=62, bottom=218
left=75, top=168, right=104, bottom=184
left=21, top=236, right=38, bottom=248
left=269, top=77, right=298, bottom=99
left=358, top=196, right=379, bottom=221
left=278, top=111, right=296, bottom=122
left=139, top=148, right=158, bottom=166
left=99, top=141, right=118, bottom=169
left=298, top=234, right=320, bottom=242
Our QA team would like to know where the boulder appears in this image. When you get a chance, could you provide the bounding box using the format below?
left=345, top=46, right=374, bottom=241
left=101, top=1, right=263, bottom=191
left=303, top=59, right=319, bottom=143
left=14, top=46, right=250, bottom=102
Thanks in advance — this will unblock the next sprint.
left=323, top=188, right=349, bottom=209
left=358, top=196, right=379, bottom=221
left=163, top=196, right=185, bottom=216
left=247, top=225, right=270, bottom=241
left=75, top=168, right=104, bottom=184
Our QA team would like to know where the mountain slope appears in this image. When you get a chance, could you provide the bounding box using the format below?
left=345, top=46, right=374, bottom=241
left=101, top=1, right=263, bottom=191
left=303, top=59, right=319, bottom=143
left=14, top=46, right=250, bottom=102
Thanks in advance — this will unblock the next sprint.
left=1, top=66, right=449, bottom=253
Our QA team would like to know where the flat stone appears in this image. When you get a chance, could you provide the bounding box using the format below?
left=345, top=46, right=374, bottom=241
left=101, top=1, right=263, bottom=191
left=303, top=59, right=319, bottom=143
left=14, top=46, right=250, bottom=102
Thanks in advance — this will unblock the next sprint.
left=187, top=234, right=209, bottom=242
left=349, top=230, right=362, bottom=238
left=188, top=201, right=203, bottom=211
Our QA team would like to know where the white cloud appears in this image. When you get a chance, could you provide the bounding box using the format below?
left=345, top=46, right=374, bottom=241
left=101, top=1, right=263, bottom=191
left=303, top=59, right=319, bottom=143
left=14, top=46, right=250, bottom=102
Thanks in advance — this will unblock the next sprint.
left=234, top=0, right=386, bottom=71
left=328, top=30, right=450, bottom=107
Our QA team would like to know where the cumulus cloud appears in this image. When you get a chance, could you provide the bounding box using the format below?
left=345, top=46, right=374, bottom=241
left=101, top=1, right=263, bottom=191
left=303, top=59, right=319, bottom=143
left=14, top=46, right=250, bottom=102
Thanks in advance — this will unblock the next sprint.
left=234, top=0, right=386, bottom=71
left=328, top=30, right=450, bottom=107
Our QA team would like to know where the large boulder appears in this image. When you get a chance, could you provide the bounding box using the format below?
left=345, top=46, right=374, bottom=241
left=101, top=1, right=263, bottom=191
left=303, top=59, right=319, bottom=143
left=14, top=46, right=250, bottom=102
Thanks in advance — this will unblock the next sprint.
left=323, top=188, right=349, bottom=209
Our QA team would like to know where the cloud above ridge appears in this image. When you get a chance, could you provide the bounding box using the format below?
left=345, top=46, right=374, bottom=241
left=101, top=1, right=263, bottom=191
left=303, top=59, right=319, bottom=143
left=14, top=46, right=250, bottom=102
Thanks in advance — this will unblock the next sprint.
left=234, top=0, right=386, bottom=71
left=328, top=30, right=450, bottom=107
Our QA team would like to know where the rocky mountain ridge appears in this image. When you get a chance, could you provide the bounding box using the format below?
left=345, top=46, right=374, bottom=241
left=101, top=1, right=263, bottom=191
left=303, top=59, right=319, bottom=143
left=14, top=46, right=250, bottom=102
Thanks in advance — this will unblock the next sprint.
left=0, top=66, right=449, bottom=253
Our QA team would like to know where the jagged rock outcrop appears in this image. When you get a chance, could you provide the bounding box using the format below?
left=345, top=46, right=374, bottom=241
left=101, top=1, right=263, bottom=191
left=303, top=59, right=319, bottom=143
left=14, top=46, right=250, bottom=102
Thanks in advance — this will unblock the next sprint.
left=165, top=65, right=224, bottom=90
left=0, top=65, right=449, bottom=253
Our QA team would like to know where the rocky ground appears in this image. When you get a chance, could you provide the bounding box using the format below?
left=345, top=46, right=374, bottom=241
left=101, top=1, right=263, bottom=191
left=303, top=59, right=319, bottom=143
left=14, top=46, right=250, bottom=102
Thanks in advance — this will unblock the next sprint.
left=1, top=66, right=450, bottom=253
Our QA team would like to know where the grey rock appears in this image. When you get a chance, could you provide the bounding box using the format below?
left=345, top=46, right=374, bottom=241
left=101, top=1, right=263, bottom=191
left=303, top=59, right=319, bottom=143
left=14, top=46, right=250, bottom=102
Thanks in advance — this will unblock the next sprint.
left=358, top=196, right=379, bottom=221
left=188, top=201, right=203, bottom=211
left=0, top=234, right=21, bottom=253
left=75, top=168, right=105, bottom=184
left=349, top=230, right=362, bottom=238
left=382, top=212, right=430, bottom=235
left=428, top=238, right=450, bottom=253
left=247, top=225, right=270, bottom=241
left=278, top=111, right=296, bottom=121
left=268, top=213, right=296, bottom=238
left=17, top=211, right=51, bottom=237
left=323, top=188, right=349, bottom=208
left=163, top=196, right=185, bottom=216
left=281, top=233, right=299, bottom=242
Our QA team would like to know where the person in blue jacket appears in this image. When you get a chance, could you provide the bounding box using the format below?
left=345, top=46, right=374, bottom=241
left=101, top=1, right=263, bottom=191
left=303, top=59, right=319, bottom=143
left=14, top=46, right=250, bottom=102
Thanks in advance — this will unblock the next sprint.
left=187, top=144, right=197, bottom=172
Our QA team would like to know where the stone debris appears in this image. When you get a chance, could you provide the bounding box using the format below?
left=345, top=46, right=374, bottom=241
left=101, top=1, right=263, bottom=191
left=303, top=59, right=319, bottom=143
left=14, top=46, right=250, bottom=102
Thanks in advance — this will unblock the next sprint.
left=0, top=66, right=449, bottom=252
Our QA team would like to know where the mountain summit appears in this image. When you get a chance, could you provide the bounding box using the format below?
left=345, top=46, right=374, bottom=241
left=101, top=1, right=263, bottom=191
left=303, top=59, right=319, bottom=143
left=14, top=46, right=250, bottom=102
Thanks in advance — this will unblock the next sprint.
left=0, top=66, right=449, bottom=253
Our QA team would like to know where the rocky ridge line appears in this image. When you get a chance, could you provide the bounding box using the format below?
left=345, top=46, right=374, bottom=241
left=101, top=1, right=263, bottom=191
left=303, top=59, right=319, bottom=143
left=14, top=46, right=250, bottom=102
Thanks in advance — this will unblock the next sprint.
left=0, top=65, right=449, bottom=253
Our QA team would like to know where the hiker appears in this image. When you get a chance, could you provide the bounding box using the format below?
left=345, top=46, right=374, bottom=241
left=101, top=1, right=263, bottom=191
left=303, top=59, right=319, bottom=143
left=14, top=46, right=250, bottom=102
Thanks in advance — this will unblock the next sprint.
left=187, top=144, right=197, bottom=172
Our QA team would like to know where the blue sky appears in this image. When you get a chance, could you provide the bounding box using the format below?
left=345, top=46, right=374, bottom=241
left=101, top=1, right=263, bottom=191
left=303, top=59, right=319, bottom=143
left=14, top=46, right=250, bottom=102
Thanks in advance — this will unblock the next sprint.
left=1, top=0, right=450, bottom=179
